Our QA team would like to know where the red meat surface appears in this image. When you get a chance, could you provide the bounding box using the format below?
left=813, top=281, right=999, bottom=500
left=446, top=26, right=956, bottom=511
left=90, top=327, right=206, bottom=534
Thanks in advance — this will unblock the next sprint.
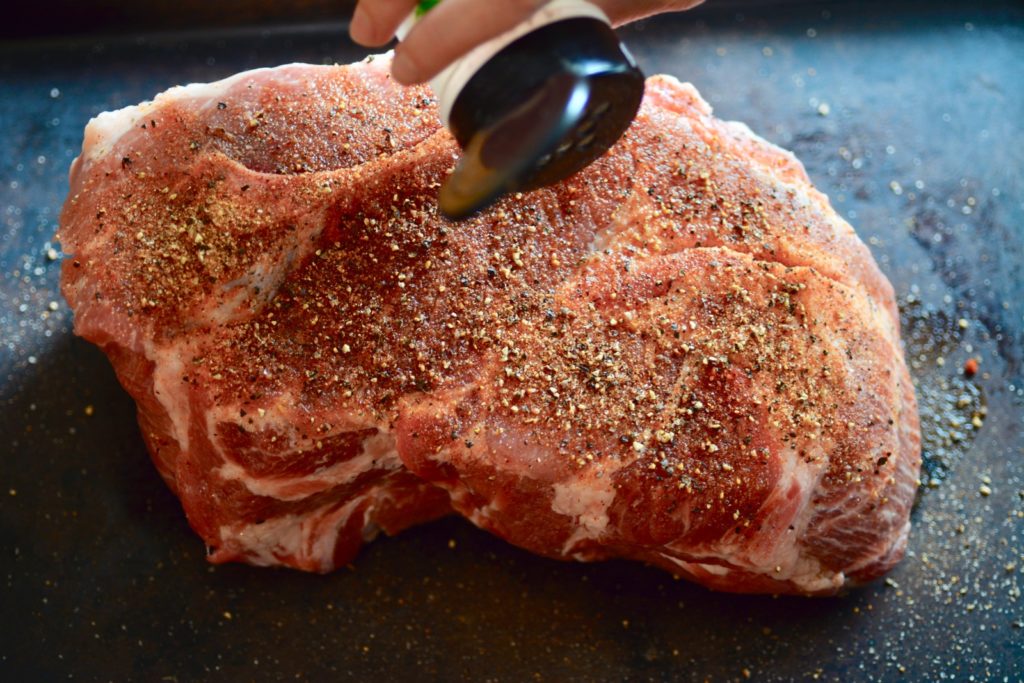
left=59, top=58, right=919, bottom=593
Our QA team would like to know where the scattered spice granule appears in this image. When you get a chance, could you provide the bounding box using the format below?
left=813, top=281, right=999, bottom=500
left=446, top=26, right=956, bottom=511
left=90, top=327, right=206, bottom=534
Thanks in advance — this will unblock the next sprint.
left=84, top=404, right=94, bottom=416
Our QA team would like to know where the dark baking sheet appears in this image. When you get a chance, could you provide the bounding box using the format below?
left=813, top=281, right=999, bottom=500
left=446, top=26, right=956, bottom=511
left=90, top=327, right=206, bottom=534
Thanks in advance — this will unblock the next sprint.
left=2, top=2, right=1022, bottom=680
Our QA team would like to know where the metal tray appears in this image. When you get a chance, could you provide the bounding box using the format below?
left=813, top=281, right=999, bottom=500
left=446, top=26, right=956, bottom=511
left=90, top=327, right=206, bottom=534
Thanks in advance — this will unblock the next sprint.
left=2, top=1, right=1022, bottom=680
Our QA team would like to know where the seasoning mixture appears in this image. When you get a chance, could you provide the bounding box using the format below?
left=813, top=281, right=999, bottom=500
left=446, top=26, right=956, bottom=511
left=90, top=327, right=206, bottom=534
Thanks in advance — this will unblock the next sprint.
left=57, top=56, right=919, bottom=594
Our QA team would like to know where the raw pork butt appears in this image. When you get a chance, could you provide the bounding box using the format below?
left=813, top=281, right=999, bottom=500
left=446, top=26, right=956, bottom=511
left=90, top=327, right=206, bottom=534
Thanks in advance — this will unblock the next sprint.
left=59, top=58, right=920, bottom=594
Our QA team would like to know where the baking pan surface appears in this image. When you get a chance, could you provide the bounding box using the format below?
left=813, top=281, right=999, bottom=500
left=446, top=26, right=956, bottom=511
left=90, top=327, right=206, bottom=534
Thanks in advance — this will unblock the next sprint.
left=1, top=2, right=1022, bottom=680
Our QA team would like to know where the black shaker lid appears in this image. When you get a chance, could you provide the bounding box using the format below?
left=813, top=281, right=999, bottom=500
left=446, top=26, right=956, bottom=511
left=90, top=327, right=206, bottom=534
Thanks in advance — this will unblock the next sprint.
left=439, top=17, right=645, bottom=220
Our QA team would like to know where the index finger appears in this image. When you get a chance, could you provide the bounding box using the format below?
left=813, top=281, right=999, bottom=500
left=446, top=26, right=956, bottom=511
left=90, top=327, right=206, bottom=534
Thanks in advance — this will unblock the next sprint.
left=350, top=0, right=418, bottom=47
left=391, top=0, right=552, bottom=84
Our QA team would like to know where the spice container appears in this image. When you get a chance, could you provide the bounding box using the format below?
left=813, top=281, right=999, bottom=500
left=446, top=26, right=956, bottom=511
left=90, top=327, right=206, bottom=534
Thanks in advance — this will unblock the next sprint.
left=398, top=0, right=645, bottom=218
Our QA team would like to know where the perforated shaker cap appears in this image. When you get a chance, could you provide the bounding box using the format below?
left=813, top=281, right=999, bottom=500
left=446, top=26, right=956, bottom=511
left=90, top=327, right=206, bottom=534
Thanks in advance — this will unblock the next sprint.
left=395, top=0, right=645, bottom=219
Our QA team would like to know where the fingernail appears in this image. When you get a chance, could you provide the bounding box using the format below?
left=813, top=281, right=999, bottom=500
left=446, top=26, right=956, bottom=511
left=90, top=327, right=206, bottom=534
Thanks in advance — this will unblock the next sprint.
left=350, top=7, right=373, bottom=44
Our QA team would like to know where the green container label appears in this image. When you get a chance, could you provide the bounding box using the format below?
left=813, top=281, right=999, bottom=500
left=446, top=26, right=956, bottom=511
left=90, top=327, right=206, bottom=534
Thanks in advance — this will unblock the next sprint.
left=416, top=0, right=442, bottom=16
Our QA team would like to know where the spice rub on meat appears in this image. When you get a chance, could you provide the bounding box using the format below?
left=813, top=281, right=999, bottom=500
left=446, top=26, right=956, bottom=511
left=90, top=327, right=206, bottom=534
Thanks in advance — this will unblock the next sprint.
left=58, top=57, right=920, bottom=594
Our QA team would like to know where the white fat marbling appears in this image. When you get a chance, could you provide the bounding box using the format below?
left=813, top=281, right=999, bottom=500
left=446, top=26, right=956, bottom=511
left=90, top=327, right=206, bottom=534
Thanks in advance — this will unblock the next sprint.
left=551, top=475, right=617, bottom=553
left=215, top=429, right=401, bottom=501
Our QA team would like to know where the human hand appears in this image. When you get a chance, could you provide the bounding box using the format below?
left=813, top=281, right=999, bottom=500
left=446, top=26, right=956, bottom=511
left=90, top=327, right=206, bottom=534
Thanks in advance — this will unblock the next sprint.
left=349, top=0, right=705, bottom=85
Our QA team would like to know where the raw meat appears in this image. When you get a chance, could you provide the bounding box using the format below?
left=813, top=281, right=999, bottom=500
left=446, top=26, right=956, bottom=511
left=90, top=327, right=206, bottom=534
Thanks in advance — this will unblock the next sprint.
left=59, top=59, right=453, bottom=571
left=59, top=58, right=920, bottom=593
